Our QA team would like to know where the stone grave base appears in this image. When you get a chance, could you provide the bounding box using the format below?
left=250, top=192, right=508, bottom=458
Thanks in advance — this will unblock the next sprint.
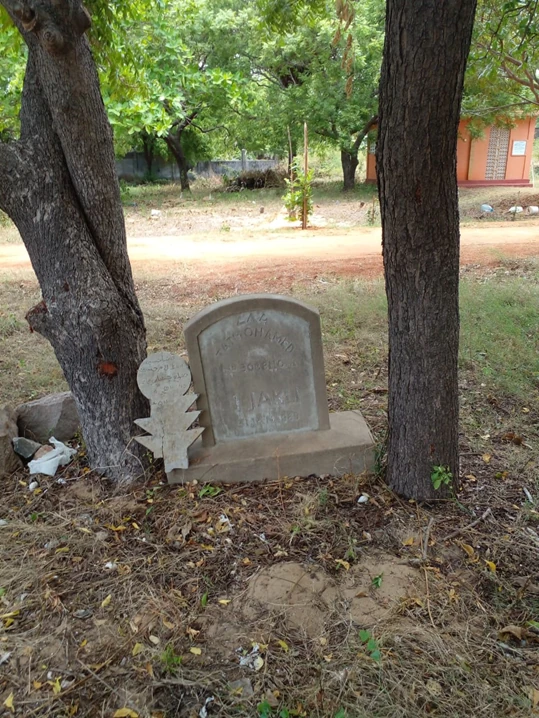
left=167, top=410, right=375, bottom=484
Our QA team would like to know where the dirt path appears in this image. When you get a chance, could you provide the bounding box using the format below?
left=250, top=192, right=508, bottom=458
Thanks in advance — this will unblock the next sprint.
left=1, top=224, right=538, bottom=281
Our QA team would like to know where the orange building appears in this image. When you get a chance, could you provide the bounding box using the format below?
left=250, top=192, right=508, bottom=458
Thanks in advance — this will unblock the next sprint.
left=366, top=117, right=536, bottom=187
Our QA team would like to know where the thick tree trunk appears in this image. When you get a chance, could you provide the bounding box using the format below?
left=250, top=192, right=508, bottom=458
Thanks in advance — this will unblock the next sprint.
left=165, top=132, right=191, bottom=192
left=341, top=149, right=359, bottom=191
left=376, top=0, right=477, bottom=500
left=0, top=0, right=148, bottom=482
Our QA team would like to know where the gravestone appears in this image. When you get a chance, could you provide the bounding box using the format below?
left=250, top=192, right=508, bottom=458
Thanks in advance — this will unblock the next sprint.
left=186, top=295, right=330, bottom=445
left=155, top=294, right=375, bottom=484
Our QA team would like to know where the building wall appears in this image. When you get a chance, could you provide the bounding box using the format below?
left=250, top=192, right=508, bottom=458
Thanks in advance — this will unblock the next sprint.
left=366, top=117, right=536, bottom=186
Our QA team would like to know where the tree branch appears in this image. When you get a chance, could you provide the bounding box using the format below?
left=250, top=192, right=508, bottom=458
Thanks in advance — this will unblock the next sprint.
left=352, top=114, right=378, bottom=153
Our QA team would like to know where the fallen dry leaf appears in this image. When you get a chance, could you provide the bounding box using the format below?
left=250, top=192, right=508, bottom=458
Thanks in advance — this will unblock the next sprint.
left=277, top=639, right=289, bottom=653
left=101, top=594, right=112, bottom=608
left=482, top=454, right=491, bottom=464
left=132, top=643, right=144, bottom=657
left=485, top=560, right=496, bottom=573
left=499, top=625, right=524, bottom=641
left=3, top=692, right=14, bottom=713
left=190, top=647, right=202, bottom=655
left=113, top=710, right=139, bottom=718
left=402, top=537, right=415, bottom=546
left=335, top=559, right=350, bottom=570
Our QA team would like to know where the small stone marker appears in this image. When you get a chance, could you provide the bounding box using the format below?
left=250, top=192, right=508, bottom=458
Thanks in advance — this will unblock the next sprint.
left=134, top=352, right=204, bottom=472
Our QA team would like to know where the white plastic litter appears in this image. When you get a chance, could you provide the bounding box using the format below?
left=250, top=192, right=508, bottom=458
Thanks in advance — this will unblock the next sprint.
left=507, top=206, right=523, bottom=213
left=527, top=206, right=539, bottom=214
left=357, top=494, right=369, bottom=504
left=28, top=437, right=77, bottom=477
left=199, top=697, right=215, bottom=718
left=480, top=204, right=494, bottom=212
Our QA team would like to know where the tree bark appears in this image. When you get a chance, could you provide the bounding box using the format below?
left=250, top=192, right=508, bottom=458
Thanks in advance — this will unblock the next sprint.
left=376, top=0, right=477, bottom=500
left=340, top=116, right=378, bottom=191
left=341, top=149, right=359, bottom=191
left=165, top=132, right=191, bottom=192
left=141, top=132, right=156, bottom=178
left=0, top=0, right=148, bottom=482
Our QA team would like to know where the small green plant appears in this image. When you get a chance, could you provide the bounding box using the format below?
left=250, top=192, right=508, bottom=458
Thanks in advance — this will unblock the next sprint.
left=431, top=465, right=453, bottom=490
left=371, top=573, right=383, bottom=589
left=359, top=629, right=381, bottom=662
left=198, top=485, right=222, bottom=499
left=318, top=487, right=329, bottom=507
left=160, top=644, right=182, bottom=675
left=283, top=163, right=314, bottom=224
left=257, top=701, right=291, bottom=718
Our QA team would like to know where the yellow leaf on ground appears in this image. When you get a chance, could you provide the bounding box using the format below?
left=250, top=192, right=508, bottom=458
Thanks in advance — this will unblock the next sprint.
left=190, top=647, right=202, bottom=655
left=101, top=594, right=112, bottom=608
left=52, top=677, right=62, bottom=694
left=33, top=681, right=43, bottom=690
left=55, top=546, right=70, bottom=553
left=149, top=635, right=160, bottom=645
left=106, top=525, right=128, bottom=532
left=3, top=692, right=14, bottom=712
left=460, top=543, right=475, bottom=558
left=323, top=654, right=333, bottom=662
left=218, top=599, right=231, bottom=605
left=528, top=687, right=539, bottom=709
left=482, top=454, right=491, bottom=464
left=186, top=627, right=200, bottom=639
left=277, top=639, right=289, bottom=653
left=335, top=559, right=350, bottom=570
left=485, top=560, right=496, bottom=573
left=402, top=537, right=415, bottom=546
left=113, top=709, right=139, bottom=718
left=132, top=643, right=144, bottom=657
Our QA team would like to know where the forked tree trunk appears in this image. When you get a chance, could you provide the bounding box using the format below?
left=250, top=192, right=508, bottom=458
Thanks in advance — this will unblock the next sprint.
left=165, top=132, right=191, bottom=192
left=0, top=0, right=148, bottom=482
left=341, top=149, right=359, bottom=191
left=340, top=117, right=378, bottom=191
left=377, top=0, right=477, bottom=500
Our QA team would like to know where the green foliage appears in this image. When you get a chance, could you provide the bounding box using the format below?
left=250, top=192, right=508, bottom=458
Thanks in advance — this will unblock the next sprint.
left=431, top=465, right=453, bottom=491
left=358, top=629, right=381, bottom=662
left=283, top=165, right=314, bottom=223
left=198, top=485, right=222, bottom=498
left=371, top=573, right=383, bottom=589
left=159, top=644, right=182, bottom=675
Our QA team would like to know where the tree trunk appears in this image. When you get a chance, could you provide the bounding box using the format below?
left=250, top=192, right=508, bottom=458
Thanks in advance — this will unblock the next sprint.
left=165, top=132, right=191, bottom=192
left=341, top=149, right=359, bottom=191
left=142, top=132, right=155, bottom=177
left=0, top=0, right=148, bottom=482
left=376, top=0, right=477, bottom=500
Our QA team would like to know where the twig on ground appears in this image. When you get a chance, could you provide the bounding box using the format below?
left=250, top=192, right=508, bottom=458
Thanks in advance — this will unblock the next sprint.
left=422, top=518, right=435, bottom=562
left=440, top=508, right=492, bottom=541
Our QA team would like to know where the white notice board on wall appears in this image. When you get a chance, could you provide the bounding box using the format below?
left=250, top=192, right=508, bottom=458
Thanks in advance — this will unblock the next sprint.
left=512, top=140, right=527, bottom=156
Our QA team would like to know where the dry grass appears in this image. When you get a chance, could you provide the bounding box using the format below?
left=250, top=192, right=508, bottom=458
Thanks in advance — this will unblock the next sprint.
left=0, top=258, right=538, bottom=717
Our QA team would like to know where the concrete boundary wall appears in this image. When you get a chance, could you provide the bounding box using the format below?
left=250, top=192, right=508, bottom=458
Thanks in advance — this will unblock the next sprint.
left=116, top=151, right=278, bottom=181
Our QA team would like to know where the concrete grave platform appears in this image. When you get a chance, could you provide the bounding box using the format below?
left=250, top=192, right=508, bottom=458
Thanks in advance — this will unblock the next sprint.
left=168, top=410, right=375, bottom=484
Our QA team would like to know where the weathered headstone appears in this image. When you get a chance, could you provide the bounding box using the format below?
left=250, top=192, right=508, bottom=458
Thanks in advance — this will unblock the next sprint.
left=153, top=294, right=375, bottom=484
left=185, top=295, right=330, bottom=445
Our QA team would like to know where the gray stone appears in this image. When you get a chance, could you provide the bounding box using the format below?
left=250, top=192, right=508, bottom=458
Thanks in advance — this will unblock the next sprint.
left=168, top=410, right=374, bottom=484
left=185, top=295, right=330, bottom=446
left=0, top=405, right=23, bottom=477
left=12, top=436, right=41, bottom=460
left=134, top=352, right=204, bottom=472
left=17, top=392, right=80, bottom=443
